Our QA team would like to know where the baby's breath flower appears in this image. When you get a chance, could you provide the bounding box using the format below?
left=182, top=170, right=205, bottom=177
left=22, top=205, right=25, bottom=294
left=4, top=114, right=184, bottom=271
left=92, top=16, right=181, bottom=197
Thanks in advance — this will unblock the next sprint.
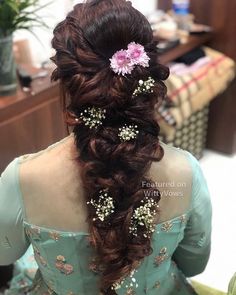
left=79, top=107, right=106, bottom=129
left=87, top=190, right=114, bottom=221
left=133, top=77, right=155, bottom=97
left=118, top=124, right=139, bottom=142
left=129, top=197, right=159, bottom=238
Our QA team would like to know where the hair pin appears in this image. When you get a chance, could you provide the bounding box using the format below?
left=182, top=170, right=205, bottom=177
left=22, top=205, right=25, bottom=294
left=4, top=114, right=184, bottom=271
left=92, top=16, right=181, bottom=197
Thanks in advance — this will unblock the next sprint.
left=133, top=77, right=155, bottom=97
left=79, top=107, right=106, bottom=129
left=87, top=189, right=115, bottom=222
left=118, top=124, right=139, bottom=142
left=129, top=197, right=159, bottom=238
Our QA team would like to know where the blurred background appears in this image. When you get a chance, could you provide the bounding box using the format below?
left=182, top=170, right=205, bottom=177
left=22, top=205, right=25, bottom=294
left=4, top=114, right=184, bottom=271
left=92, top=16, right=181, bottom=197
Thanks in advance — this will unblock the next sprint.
left=0, top=0, right=236, bottom=294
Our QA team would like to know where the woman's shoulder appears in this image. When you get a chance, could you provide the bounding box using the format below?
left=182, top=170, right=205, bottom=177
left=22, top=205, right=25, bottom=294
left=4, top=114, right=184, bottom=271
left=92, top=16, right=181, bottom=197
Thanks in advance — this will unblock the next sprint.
left=157, top=142, right=193, bottom=173
left=19, top=133, right=76, bottom=171
left=19, top=134, right=75, bottom=164
left=18, top=134, right=80, bottom=198
left=16, top=134, right=84, bottom=230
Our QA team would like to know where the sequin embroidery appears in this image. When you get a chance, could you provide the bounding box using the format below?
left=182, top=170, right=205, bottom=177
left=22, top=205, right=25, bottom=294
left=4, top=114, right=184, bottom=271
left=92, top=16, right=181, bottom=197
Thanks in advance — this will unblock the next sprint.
left=159, top=247, right=167, bottom=255
left=33, top=246, right=47, bottom=267
left=153, top=281, right=161, bottom=288
left=126, top=287, right=136, bottom=295
left=180, top=214, right=187, bottom=224
left=49, top=231, right=60, bottom=241
left=55, top=255, right=74, bottom=275
left=154, top=247, right=169, bottom=267
left=161, top=221, right=173, bottom=232
left=88, top=261, right=99, bottom=273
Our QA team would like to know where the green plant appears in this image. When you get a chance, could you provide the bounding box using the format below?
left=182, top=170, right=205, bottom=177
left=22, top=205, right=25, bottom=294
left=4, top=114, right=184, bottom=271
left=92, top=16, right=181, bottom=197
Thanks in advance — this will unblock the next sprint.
left=0, top=0, right=52, bottom=38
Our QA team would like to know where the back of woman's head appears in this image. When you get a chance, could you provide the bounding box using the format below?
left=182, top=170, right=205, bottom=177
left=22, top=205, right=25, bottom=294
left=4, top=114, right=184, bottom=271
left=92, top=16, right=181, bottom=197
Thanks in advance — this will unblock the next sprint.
left=51, top=0, right=169, bottom=293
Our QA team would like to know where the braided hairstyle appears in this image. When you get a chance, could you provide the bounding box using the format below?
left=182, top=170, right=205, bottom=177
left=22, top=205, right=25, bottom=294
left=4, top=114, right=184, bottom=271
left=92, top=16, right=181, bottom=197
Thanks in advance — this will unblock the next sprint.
left=51, top=0, right=169, bottom=293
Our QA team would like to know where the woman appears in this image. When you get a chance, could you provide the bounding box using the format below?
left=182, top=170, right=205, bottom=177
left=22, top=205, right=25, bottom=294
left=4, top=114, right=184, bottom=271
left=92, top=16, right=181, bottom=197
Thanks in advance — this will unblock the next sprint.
left=0, top=0, right=212, bottom=294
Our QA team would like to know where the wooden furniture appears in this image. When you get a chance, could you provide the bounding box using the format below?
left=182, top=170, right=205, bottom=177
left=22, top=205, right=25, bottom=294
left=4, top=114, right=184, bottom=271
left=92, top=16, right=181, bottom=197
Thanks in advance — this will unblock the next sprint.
left=158, top=33, right=212, bottom=65
left=158, top=0, right=236, bottom=154
left=0, top=67, right=67, bottom=173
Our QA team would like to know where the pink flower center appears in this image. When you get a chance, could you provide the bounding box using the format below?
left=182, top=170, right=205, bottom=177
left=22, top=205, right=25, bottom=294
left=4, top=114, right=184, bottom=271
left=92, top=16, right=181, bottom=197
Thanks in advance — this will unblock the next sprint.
left=116, top=51, right=130, bottom=66
left=130, top=48, right=142, bottom=59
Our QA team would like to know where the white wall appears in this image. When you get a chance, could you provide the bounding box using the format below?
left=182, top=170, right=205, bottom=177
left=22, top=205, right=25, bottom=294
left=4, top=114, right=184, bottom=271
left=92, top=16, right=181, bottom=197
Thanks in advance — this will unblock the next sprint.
left=14, top=0, right=74, bottom=66
left=15, top=0, right=157, bottom=66
left=131, top=0, right=157, bottom=15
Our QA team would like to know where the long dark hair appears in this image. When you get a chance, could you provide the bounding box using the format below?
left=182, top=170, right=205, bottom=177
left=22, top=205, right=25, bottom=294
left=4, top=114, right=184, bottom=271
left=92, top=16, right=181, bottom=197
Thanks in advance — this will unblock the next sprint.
left=51, top=0, right=169, bottom=293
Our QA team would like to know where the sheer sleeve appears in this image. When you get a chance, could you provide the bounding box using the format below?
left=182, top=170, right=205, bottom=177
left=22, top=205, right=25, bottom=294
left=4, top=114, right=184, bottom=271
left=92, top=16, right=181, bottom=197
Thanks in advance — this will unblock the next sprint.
left=172, top=151, right=212, bottom=277
left=0, top=158, right=30, bottom=265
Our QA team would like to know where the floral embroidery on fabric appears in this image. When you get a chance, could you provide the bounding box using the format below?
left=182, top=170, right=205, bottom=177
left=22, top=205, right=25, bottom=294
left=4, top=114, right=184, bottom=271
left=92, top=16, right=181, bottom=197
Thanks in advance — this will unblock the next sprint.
left=180, top=214, right=187, bottom=224
left=159, top=247, right=167, bottom=255
left=154, top=247, right=169, bottom=267
left=154, top=254, right=168, bottom=266
left=30, top=226, right=41, bottom=235
left=56, top=255, right=65, bottom=262
left=161, top=221, right=173, bottom=232
left=33, top=246, right=47, bottom=267
left=55, top=255, right=74, bottom=275
left=88, top=257, right=104, bottom=274
left=49, top=231, right=60, bottom=241
left=153, top=281, right=161, bottom=289
left=88, top=261, right=99, bottom=273
left=126, top=287, right=136, bottom=295
left=26, top=225, right=41, bottom=240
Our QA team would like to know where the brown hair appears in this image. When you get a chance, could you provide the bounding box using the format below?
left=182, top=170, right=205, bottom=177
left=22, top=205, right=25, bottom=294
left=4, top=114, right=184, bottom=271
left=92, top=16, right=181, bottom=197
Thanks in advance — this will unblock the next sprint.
left=51, top=0, right=169, bottom=293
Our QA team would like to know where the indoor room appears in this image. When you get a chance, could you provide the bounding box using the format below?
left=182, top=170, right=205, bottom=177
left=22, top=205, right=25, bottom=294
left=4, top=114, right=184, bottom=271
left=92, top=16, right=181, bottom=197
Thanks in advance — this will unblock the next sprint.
left=0, top=0, right=235, bottom=294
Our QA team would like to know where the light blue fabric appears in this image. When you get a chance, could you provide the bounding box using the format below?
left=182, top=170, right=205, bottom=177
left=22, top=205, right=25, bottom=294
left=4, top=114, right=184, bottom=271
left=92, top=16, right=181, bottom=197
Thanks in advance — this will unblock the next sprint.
left=0, top=151, right=212, bottom=295
left=0, top=158, right=30, bottom=265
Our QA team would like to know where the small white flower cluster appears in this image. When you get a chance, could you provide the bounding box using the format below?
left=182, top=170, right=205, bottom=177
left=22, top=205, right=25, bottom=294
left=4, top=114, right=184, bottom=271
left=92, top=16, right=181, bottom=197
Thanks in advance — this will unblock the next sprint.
left=87, top=190, right=115, bottom=222
left=129, top=197, right=159, bottom=238
left=111, top=269, right=138, bottom=290
left=79, top=107, right=106, bottom=129
left=133, top=76, right=155, bottom=97
left=118, top=124, right=139, bottom=142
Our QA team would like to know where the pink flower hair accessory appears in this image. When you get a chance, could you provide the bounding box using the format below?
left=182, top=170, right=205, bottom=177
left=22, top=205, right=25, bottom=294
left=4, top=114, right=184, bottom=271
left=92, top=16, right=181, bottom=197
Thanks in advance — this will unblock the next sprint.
left=110, top=42, right=150, bottom=76
left=110, top=49, right=134, bottom=76
left=127, top=42, right=150, bottom=67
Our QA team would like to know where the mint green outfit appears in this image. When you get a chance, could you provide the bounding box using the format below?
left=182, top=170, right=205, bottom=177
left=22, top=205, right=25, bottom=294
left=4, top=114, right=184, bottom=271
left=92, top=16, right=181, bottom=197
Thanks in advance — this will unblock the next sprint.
left=0, top=151, right=212, bottom=295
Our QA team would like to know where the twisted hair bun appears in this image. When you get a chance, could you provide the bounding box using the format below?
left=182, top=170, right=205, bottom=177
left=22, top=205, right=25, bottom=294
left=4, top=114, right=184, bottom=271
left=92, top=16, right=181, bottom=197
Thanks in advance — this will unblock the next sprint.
left=51, top=0, right=169, bottom=294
